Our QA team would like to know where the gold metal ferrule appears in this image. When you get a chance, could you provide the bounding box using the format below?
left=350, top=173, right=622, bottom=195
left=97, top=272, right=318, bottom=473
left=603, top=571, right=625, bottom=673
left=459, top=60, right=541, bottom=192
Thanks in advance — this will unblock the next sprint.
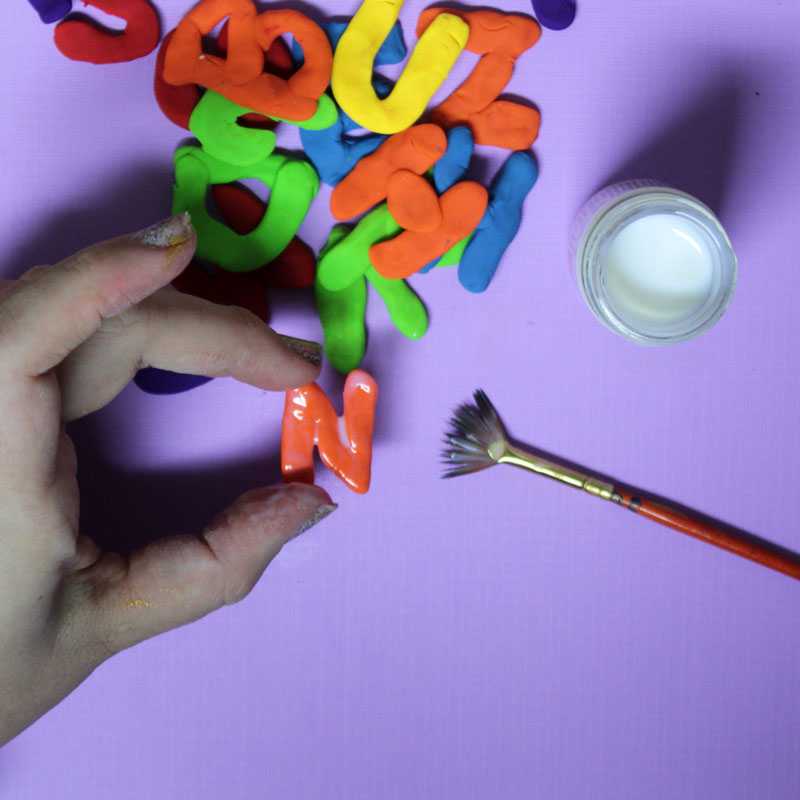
left=496, top=444, right=615, bottom=500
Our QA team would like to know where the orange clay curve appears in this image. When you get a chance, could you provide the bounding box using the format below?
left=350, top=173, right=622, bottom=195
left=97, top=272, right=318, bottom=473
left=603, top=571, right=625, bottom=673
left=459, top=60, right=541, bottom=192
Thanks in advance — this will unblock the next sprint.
left=281, top=370, right=377, bottom=494
left=416, top=9, right=541, bottom=150
left=370, top=181, right=488, bottom=279
left=330, top=124, right=447, bottom=221
left=253, top=11, right=332, bottom=103
left=163, top=0, right=330, bottom=121
left=386, top=170, right=443, bottom=234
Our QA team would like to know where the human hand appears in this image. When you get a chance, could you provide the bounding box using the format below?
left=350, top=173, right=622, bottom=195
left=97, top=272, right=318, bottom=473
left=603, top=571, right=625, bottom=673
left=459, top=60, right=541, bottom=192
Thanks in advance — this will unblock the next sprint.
left=0, top=214, right=335, bottom=746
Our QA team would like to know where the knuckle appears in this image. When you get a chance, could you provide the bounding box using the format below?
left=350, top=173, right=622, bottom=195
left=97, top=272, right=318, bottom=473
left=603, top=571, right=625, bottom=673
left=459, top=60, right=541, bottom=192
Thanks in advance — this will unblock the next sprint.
left=0, top=302, right=19, bottom=348
left=88, top=629, right=123, bottom=662
left=114, top=298, right=161, bottom=366
left=59, top=248, right=95, bottom=275
left=197, top=529, right=258, bottom=607
left=56, top=573, right=123, bottom=666
left=198, top=305, right=269, bottom=376
left=28, top=262, right=54, bottom=277
left=18, top=263, right=52, bottom=283
left=226, top=303, right=266, bottom=336
left=0, top=280, right=30, bottom=349
left=223, top=573, right=258, bottom=606
left=108, top=297, right=152, bottom=336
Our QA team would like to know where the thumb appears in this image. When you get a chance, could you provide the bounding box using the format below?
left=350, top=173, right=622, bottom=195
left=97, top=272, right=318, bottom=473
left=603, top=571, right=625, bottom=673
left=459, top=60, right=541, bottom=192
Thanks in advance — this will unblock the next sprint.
left=72, top=483, right=335, bottom=657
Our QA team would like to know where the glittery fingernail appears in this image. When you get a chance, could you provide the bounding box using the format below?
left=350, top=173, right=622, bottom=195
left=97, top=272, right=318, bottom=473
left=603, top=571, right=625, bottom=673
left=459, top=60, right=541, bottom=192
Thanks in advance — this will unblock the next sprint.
left=129, top=213, right=192, bottom=248
left=278, top=334, right=323, bottom=367
left=289, top=504, right=338, bottom=540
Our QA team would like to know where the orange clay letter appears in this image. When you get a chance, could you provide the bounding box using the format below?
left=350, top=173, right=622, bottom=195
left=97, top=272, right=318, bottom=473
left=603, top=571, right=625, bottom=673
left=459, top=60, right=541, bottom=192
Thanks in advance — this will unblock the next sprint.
left=416, top=9, right=541, bottom=150
left=253, top=10, right=332, bottom=107
left=330, top=124, right=446, bottom=221
left=163, top=0, right=331, bottom=121
left=281, top=370, right=377, bottom=494
left=386, top=171, right=442, bottom=233
left=165, top=0, right=261, bottom=86
left=369, top=181, right=488, bottom=279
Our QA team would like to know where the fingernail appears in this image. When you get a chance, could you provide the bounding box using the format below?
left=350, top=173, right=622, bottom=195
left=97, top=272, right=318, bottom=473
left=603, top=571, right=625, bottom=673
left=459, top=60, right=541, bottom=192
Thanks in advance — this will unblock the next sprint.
left=289, top=503, right=338, bottom=540
left=129, top=213, right=193, bottom=248
left=278, top=334, right=323, bottom=367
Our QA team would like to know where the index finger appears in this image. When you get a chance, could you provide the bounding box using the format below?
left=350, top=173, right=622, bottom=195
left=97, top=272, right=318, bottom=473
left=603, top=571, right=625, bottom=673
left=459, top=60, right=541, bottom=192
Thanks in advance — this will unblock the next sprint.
left=0, top=214, right=195, bottom=377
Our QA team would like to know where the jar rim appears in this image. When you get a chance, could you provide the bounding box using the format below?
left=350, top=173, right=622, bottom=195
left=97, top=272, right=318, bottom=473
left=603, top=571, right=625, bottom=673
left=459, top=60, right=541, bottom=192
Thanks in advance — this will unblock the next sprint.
left=574, top=185, right=738, bottom=345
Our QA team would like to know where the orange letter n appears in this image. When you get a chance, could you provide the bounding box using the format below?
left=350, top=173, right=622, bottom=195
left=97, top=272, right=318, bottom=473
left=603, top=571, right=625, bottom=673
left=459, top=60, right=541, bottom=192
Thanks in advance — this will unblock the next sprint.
left=281, top=370, right=377, bottom=494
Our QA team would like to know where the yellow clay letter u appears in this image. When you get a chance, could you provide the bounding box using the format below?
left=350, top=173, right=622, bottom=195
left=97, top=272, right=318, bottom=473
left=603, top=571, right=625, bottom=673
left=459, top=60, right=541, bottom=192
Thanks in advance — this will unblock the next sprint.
left=331, top=0, right=469, bottom=135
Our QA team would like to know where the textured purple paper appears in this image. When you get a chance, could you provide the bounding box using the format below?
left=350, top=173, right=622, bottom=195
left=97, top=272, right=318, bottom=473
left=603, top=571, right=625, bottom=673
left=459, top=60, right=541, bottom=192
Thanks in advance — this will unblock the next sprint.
left=2, top=2, right=800, bottom=798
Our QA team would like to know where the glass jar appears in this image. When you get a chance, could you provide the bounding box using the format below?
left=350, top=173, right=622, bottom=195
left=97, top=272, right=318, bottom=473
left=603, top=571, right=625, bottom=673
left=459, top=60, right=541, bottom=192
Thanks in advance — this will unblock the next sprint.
left=569, top=180, right=738, bottom=345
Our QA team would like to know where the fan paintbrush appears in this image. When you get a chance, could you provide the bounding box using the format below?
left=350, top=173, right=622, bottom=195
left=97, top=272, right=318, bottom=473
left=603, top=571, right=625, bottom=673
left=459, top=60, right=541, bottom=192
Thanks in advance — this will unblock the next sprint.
left=442, top=389, right=800, bottom=581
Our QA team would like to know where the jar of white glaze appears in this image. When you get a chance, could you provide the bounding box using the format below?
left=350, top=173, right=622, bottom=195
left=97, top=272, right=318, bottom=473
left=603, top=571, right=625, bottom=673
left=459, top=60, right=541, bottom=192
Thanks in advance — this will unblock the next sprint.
left=569, top=180, right=738, bottom=345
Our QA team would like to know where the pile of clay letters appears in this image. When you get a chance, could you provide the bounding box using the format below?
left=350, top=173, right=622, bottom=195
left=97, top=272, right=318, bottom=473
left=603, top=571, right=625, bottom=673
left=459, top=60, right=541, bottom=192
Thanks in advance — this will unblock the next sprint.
left=28, top=0, right=571, bottom=494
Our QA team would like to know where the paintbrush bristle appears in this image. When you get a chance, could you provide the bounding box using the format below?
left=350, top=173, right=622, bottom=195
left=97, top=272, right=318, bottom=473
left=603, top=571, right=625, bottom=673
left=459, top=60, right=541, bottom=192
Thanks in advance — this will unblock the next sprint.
left=441, top=389, right=509, bottom=478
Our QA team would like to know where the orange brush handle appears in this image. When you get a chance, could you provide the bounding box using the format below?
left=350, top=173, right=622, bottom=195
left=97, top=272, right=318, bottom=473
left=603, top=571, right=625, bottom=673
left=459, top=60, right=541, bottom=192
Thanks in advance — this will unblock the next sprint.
left=613, top=489, right=800, bottom=580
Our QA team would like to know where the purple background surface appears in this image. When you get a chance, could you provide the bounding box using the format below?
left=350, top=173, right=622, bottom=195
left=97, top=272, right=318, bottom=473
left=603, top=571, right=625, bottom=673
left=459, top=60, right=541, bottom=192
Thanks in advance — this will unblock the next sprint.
left=3, top=1, right=800, bottom=797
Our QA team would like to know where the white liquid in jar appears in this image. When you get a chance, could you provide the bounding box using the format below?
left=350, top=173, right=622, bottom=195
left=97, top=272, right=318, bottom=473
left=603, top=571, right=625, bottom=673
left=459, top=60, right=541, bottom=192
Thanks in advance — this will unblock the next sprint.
left=602, top=213, right=715, bottom=326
